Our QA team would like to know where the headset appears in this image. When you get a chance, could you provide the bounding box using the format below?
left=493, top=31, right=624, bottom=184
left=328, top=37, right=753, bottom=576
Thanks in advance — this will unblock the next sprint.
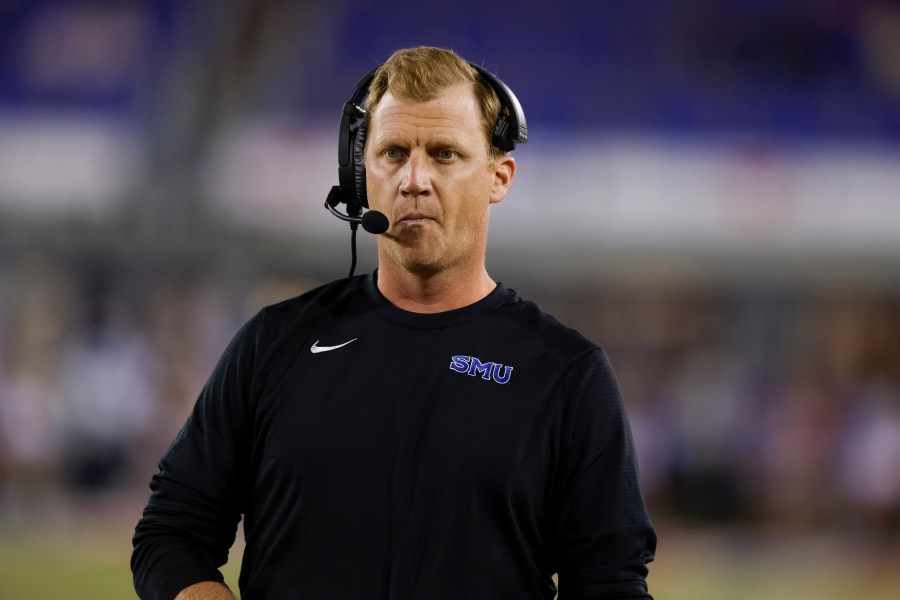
left=325, top=62, right=528, bottom=276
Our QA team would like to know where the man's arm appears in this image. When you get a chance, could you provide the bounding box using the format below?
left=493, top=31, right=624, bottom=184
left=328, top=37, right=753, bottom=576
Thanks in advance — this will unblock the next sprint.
left=550, top=349, right=656, bottom=599
left=132, top=313, right=265, bottom=599
left=175, top=582, right=236, bottom=600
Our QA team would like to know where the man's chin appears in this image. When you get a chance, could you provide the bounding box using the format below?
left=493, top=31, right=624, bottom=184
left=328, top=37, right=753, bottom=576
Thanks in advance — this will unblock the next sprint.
left=399, top=255, right=443, bottom=279
left=386, top=247, right=445, bottom=279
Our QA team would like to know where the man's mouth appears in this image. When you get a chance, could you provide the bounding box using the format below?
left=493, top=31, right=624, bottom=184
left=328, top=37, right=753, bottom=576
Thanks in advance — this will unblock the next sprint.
left=398, top=213, right=434, bottom=225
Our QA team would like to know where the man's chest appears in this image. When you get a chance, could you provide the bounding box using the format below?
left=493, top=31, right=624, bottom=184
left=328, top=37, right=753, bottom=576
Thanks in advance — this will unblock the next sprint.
left=251, top=324, right=562, bottom=504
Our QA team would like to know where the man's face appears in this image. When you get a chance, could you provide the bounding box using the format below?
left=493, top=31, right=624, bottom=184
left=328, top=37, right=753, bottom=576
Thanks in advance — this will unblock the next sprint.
left=364, top=82, right=514, bottom=278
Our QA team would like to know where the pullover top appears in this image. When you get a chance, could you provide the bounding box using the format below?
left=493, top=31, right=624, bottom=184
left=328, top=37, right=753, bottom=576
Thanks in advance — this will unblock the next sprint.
left=132, top=273, right=656, bottom=600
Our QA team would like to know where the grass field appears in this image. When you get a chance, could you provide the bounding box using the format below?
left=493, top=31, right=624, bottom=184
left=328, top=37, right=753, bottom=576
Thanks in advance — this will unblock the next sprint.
left=1, top=509, right=898, bottom=599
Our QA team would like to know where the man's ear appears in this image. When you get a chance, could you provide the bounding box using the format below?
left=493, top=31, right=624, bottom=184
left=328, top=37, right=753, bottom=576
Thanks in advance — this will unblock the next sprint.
left=489, top=155, right=516, bottom=205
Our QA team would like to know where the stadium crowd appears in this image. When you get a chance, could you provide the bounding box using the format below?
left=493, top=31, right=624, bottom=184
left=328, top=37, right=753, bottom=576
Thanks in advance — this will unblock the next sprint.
left=1, top=254, right=897, bottom=540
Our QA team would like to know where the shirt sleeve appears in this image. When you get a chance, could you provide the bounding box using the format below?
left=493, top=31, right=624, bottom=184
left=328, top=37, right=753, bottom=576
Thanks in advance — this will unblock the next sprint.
left=131, top=310, right=266, bottom=600
left=548, top=348, right=657, bottom=600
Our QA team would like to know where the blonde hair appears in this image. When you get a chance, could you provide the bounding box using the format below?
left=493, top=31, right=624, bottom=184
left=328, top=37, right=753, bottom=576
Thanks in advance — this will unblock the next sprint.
left=364, top=46, right=505, bottom=162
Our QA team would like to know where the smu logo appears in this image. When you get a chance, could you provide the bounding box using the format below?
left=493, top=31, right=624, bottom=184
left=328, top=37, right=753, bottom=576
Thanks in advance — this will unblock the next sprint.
left=449, top=355, right=514, bottom=385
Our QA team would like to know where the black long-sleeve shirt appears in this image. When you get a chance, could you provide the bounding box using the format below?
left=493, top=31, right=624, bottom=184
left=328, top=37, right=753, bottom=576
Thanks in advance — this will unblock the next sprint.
left=132, top=273, right=656, bottom=599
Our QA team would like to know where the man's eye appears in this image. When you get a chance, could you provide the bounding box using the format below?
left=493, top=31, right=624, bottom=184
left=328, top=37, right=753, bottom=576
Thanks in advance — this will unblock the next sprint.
left=384, top=148, right=402, bottom=159
left=436, top=150, right=457, bottom=160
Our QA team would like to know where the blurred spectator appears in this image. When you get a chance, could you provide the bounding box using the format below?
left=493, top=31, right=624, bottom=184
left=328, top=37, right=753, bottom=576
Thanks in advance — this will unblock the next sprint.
left=0, top=256, right=71, bottom=517
left=838, top=380, right=900, bottom=539
left=56, top=271, right=160, bottom=492
left=859, top=0, right=900, bottom=97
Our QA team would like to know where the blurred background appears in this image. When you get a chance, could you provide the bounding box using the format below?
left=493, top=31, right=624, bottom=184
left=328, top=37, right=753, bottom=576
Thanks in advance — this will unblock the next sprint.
left=1, top=0, right=899, bottom=598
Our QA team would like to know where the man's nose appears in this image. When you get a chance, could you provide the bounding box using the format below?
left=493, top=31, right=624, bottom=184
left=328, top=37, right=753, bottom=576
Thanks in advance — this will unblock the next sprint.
left=399, top=152, right=432, bottom=197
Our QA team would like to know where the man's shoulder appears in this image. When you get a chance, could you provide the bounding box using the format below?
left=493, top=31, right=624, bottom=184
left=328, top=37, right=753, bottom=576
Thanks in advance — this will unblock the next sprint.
left=259, top=276, right=364, bottom=324
left=226, top=276, right=366, bottom=367
left=494, top=287, right=599, bottom=369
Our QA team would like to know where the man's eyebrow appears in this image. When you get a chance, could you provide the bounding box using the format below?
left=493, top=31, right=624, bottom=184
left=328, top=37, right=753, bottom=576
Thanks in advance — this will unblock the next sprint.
left=426, top=136, right=463, bottom=147
left=367, top=136, right=406, bottom=152
left=369, top=130, right=411, bottom=145
left=369, top=135, right=465, bottom=151
left=421, top=136, right=470, bottom=154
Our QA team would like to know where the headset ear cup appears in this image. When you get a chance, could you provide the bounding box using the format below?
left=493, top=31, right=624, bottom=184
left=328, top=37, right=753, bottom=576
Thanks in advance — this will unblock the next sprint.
left=352, top=120, right=368, bottom=208
left=492, top=114, right=513, bottom=152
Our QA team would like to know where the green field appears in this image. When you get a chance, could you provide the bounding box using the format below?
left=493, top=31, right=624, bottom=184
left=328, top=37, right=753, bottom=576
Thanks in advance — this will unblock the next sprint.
left=1, top=517, right=898, bottom=599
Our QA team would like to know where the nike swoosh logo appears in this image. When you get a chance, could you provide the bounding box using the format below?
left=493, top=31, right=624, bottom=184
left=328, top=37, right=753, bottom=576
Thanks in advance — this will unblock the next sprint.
left=310, top=338, right=358, bottom=354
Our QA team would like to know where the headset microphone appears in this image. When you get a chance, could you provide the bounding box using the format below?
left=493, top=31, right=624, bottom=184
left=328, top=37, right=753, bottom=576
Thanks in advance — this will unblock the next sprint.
left=361, top=210, right=389, bottom=234
left=324, top=194, right=390, bottom=234
left=325, top=187, right=390, bottom=277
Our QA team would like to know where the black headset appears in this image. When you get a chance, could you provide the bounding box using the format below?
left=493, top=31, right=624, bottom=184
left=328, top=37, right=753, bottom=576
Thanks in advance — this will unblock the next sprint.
left=325, top=63, right=528, bottom=224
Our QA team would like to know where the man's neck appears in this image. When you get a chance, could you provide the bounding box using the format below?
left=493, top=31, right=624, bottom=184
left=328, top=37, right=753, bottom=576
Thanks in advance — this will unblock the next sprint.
left=376, top=262, right=497, bottom=314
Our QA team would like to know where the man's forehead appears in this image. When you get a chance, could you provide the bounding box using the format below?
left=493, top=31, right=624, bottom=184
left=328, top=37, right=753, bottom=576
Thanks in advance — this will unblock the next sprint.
left=372, top=83, right=478, bottom=120
left=369, top=84, right=481, bottom=141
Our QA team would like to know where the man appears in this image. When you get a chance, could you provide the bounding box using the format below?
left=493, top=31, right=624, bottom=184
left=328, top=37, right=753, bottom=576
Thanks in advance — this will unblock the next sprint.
left=132, top=46, right=656, bottom=600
